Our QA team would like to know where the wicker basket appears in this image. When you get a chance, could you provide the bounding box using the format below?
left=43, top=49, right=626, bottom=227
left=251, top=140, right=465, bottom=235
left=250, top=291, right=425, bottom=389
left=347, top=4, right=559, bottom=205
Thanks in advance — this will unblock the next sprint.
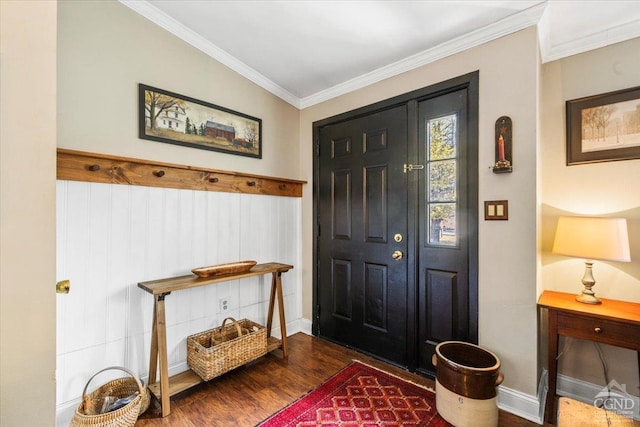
left=187, top=317, right=267, bottom=381
left=69, top=366, right=150, bottom=427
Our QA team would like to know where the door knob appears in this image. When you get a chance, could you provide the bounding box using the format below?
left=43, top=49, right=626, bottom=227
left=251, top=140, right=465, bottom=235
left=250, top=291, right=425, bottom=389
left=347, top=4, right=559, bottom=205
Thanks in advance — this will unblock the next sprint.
left=392, top=250, right=403, bottom=260
left=56, top=280, right=70, bottom=294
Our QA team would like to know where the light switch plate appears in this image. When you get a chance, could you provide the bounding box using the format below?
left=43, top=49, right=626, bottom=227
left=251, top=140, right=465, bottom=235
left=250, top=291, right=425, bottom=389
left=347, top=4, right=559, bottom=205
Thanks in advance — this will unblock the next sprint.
left=484, top=200, right=508, bottom=220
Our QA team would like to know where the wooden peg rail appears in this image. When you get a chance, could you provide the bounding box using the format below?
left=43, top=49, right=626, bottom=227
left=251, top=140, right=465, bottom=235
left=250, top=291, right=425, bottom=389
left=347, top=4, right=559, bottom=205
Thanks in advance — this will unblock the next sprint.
left=57, top=148, right=305, bottom=197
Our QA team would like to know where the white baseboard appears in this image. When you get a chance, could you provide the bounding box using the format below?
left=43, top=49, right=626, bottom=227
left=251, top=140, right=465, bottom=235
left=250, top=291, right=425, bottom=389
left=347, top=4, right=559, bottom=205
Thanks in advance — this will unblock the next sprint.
left=298, top=317, right=313, bottom=335
left=496, top=370, right=640, bottom=424
left=497, top=383, right=544, bottom=425
left=556, top=372, right=640, bottom=420
left=56, top=399, right=80, bottom=427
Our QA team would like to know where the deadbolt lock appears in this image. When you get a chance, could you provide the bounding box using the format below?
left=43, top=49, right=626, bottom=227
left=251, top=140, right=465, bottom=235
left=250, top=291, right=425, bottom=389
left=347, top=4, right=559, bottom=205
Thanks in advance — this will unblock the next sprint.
left=394, top=233, right=403, bottom=242
left=392, top=250, right=404, bottom=260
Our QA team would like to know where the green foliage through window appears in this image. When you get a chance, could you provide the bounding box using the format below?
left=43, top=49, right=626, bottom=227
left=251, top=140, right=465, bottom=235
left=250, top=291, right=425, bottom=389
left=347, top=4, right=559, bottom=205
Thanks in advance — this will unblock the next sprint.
left=427, top=115, right=457, bottom=245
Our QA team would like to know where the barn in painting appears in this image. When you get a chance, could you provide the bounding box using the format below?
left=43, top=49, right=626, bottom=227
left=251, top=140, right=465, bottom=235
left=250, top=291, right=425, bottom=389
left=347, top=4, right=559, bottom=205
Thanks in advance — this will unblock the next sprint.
left=205, top=120, right=235, bottom=141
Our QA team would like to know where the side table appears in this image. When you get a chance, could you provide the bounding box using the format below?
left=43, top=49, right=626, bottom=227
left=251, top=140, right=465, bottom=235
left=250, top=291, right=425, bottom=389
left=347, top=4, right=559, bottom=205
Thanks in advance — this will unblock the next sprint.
left=538, top=290, right=640, bottom=424
left=138, top=262, right=293, bottom=417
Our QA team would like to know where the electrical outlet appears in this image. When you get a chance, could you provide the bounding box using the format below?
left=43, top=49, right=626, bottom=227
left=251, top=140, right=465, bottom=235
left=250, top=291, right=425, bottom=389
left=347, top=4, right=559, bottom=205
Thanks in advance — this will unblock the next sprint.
left=219, top=297, right=229, bottom=313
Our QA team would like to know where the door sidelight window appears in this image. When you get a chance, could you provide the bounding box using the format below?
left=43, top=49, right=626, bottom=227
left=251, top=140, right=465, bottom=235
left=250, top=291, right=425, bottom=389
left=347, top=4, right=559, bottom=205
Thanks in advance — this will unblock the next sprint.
left=426, top=114, right=457, bottom=246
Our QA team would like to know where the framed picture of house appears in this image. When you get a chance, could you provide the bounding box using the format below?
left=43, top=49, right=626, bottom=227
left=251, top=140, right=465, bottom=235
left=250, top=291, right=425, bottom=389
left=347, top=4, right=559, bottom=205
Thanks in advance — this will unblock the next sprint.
left=139, top=84, right=262, bottom=158
left=566, top=85, right=640, bottom=165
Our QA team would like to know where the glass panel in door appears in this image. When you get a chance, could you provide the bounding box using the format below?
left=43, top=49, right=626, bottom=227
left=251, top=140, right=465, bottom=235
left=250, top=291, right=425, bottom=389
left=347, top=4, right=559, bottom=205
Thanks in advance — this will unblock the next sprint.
left=426, top=114, right=457, bottom=246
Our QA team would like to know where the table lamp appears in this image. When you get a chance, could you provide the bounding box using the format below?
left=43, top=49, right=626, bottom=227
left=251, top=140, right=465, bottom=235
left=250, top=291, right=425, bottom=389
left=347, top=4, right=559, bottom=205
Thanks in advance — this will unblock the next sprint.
left=552, top=216, right=630, bottom=304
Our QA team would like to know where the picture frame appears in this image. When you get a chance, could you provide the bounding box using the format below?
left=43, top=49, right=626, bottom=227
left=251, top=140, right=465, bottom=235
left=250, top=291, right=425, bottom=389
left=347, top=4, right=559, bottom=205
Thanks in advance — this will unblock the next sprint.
left=566, top=86, right=640, bottom=165
left=139, top=84, right=262, bottom=158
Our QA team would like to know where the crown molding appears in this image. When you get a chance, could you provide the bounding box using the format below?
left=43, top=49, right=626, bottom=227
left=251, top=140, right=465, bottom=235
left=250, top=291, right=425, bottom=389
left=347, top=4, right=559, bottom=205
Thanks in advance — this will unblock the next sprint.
left=540, top=18, right=640, bottom=63
left=118, top=0, right=301, bottom=108
left=300, top=2, right=547, bottom=108
left=121, top=0, right=546, bottom=110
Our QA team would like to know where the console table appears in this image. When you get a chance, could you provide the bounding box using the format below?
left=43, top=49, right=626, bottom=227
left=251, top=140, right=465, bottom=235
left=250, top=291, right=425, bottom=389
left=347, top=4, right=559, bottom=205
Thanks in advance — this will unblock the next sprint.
left=138, top=262, right=293, bottom=417
left=538, top=290, right=640, bottom=424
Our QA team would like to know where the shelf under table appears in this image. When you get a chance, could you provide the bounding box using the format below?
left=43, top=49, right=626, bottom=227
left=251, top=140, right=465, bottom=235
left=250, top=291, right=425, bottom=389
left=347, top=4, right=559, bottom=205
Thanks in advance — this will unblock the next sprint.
left=139, top=264, right=292, bottom=417
left=147, top=337, right=283, bottom=400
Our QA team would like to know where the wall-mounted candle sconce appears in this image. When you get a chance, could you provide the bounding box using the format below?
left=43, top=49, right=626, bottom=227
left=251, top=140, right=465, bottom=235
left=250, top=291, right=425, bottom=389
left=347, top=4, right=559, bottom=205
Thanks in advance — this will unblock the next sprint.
left=492, top=116, right=513, bottom=173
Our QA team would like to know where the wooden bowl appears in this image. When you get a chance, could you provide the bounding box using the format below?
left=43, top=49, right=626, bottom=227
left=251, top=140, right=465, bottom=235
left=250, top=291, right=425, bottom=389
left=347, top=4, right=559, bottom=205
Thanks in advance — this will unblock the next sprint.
left=191, top=260, right=257, bottom=278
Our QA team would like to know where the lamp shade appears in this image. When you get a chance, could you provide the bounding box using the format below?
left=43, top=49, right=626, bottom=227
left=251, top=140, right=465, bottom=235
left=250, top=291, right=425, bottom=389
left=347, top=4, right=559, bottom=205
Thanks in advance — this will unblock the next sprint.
left=552, top=216, right=631, bottom=262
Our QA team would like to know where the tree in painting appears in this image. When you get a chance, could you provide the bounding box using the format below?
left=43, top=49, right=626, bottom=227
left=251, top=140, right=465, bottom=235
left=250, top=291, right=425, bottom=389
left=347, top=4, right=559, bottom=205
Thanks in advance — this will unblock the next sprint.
left=582, top=105, right=617, bottom=142
left=623, top=103, right=640, bottom=135
left=145, top=90, right=186, bottom=131
left=243, top=123, right=259, bottom=147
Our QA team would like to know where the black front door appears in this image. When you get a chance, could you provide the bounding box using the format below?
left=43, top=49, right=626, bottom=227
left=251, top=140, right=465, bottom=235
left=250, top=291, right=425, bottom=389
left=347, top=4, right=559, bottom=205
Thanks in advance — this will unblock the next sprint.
left=316, top=105, right=409, bottom=365
left=314, top=73, right=478, bottom=373
left=416, top=88, right=478, bottom=374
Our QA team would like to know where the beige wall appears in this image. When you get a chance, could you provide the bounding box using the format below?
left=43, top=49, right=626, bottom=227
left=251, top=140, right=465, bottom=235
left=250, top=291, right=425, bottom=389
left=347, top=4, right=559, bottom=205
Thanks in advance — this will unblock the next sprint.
left=57, top=2, right=542, bottom=406
left=0, top=1, right=58, bottom=425
left=541, top=37, right=640, bottom=394
left=6, top=1, right=637, bottom=422
left=300, top=28, right=541, bottom=396
left=58, top=0, right=301, bottom=180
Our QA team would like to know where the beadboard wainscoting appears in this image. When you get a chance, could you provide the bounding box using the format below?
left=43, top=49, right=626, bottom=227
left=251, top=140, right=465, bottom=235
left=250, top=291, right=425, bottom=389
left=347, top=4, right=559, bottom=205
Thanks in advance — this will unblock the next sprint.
left=55, top=180, right=302, bottom=425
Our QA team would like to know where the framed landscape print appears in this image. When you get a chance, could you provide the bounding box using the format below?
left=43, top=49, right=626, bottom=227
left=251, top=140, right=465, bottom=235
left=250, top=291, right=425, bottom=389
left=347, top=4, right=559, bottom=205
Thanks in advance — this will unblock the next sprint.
left=139, top=84, right=262, bottom=158
left=566, top=86, right=640, bottom=165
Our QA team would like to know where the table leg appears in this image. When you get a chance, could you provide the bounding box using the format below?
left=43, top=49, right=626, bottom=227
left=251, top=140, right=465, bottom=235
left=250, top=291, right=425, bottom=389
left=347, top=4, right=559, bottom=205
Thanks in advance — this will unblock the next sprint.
left=275, top=272, right=288, bottom=359
left=545, top=310, right=559, bottom=424
left=155, top=294, right=171, bottom=417
left=266, top=273, right=277, bottom=339
left=148, top=300, right=159, bottom=386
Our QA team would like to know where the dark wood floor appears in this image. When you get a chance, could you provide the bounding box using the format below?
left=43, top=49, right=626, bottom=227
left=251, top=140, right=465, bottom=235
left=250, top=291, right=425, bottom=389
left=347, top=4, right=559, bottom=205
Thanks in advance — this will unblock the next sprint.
left=137, top=333, right=543, bottom=426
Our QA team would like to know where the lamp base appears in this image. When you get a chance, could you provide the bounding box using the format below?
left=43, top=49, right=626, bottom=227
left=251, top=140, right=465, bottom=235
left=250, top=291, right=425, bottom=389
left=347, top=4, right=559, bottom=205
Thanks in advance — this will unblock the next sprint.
left=575, top=292, right=602, bottom=304
left=576, top=260, right=602, bottom=304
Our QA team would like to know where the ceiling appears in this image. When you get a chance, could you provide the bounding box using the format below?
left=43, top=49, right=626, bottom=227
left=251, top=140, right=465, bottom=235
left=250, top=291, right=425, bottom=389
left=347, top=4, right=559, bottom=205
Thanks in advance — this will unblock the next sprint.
left=120, top=0, right=640, bottom=108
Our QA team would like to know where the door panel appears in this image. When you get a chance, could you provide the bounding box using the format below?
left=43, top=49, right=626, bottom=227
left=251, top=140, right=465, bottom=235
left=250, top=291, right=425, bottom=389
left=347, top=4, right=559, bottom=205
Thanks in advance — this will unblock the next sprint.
left=317, top=105, right=408, bottom=365
left=364, top=165, right=387, bottom=242
left=363, top=262, right=388, bottom=330
left=417, top=89, right=473, bottom=374
left=424, top=269, right=458, bottom=342
left=332, top=258, right=352, bottom=319
left=332, top=169, right=351, bottom=239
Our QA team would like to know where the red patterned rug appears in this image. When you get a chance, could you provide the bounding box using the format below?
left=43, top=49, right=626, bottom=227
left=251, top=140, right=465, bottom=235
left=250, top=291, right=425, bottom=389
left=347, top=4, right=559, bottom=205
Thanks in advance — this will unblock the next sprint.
left=257, top=360, right=452, bottom=427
